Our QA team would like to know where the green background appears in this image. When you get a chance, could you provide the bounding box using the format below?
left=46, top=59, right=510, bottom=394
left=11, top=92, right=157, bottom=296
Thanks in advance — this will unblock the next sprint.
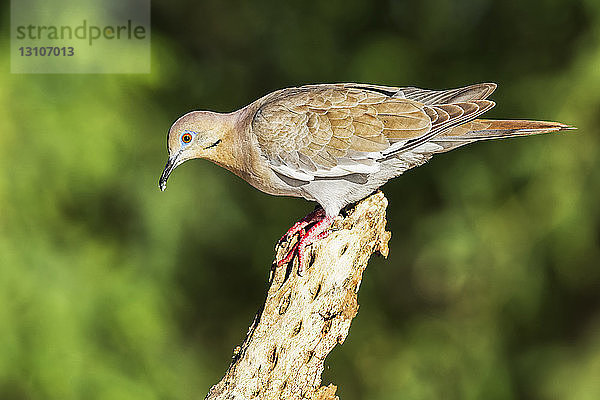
left=1, top=0, right=599, bottom=399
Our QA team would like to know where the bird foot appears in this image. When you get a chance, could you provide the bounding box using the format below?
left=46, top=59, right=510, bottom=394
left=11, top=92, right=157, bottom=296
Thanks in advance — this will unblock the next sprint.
left=277, top=212, right=334, bottom=275
left=278, top=208, right=326, bottom=244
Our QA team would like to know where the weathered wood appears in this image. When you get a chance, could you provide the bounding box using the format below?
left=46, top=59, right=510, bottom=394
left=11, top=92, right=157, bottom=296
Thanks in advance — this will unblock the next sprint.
left=206, top=191, right=391, bottom=400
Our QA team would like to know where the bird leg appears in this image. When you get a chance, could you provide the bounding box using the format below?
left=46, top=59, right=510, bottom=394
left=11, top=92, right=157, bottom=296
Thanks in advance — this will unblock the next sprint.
left=295, top=216, right=334, bottom=275
left=278, top=211, right=335, bottom=275
left=278, top=208, right=326, bottom=244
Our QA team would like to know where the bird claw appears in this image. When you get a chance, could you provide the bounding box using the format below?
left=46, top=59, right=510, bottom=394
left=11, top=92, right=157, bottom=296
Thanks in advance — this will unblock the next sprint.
left=278, top=208, right=325, bottom=245
left=277, top=242, right=299, bottom=267
left=277, top=213, right=334, bottom=275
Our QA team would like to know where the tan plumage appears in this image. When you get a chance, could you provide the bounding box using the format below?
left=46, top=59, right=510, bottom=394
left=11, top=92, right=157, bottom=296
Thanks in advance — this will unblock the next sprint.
left=250, top=83, right=496, bottom=183
left=160, top=82, right=572, bottom=217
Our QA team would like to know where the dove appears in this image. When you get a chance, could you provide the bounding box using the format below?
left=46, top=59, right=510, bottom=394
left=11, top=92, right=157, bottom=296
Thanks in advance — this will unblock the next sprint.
left=159, top=82, right=572, bottom=274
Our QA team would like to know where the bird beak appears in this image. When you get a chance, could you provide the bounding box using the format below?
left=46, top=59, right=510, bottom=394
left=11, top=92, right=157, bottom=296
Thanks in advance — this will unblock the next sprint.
left=159, top=153, right=180, bottom=191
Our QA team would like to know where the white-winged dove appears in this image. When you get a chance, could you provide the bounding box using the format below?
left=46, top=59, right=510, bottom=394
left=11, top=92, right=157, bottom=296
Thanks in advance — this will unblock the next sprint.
left=159, top=82, right=572, bottom=273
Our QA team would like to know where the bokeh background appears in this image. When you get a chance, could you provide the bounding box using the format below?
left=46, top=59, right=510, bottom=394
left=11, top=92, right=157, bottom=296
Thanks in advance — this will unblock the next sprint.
left=1, top=0, right=599, bottom=399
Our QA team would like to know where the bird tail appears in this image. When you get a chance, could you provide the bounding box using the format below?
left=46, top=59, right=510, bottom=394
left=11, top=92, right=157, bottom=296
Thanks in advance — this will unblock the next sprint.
left=431, top=119, right=575, bottom=152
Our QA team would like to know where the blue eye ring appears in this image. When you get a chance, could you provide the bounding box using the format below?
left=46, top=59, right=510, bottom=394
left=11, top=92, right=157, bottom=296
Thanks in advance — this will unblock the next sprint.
left=181, top=131, right=193, bottom=144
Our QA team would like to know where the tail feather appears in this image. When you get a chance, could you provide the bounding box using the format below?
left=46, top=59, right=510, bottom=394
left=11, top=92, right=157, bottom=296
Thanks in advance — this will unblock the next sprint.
left=431, top=119, right=574, bottom=152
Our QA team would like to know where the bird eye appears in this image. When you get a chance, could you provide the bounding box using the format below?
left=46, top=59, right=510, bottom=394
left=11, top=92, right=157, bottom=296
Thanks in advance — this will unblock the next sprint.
left=181, top=132, right=193, bottom=144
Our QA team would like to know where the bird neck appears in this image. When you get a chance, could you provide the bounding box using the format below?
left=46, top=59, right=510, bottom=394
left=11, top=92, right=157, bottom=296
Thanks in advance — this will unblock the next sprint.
left=201, top=109, right=248, bottom=177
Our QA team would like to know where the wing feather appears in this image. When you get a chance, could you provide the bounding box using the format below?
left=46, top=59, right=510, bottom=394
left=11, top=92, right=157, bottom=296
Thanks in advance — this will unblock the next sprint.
left=346, top=82, right=497, bottom=104
left=251, top=84, right=497, bottom=181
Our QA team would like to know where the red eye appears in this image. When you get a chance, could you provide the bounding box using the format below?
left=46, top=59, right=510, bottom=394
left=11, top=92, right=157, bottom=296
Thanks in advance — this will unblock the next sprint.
left=181, top=133, right=192, bottom=144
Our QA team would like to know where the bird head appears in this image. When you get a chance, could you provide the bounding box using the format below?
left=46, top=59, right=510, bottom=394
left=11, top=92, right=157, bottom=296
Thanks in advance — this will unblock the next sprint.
left=159, top=111, right=227, bottom=191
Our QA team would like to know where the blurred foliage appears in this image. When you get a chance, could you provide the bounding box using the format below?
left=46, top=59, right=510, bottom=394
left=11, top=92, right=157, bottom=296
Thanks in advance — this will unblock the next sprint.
left=1, top=0, right=599, bottom=399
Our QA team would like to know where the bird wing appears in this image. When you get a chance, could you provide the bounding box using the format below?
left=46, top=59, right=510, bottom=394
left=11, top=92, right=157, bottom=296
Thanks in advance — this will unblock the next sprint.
left=250, top=84, right=495, bottom=182
left=345, top=82, right=497, bottom=105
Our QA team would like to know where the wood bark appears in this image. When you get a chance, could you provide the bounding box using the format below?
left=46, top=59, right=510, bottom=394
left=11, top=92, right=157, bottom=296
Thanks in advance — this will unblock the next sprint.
left=205, top=191, right=391, bottom=400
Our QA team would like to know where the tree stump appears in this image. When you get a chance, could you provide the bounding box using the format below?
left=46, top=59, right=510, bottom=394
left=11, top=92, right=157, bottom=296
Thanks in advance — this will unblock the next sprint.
left=206, top=191, right=391, bottom=400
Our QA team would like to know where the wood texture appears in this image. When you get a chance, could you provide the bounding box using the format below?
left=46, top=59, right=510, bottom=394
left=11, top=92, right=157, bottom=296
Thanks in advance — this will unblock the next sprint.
left=205, top=191, right=391, bottom=400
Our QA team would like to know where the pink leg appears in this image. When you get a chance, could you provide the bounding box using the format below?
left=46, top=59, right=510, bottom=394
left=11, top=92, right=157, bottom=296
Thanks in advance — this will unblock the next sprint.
left=277, top=242, right=299, bottom=266
left=296, top=216, right=334, bottom=275
left=279, top=208, right=325, bottom=243
left=277, top=210, right=334, bottom=275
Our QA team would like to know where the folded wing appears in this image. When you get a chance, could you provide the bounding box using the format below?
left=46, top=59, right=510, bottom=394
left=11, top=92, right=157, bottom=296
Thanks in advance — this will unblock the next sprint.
left=251, top=83, right=497, bottom=182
